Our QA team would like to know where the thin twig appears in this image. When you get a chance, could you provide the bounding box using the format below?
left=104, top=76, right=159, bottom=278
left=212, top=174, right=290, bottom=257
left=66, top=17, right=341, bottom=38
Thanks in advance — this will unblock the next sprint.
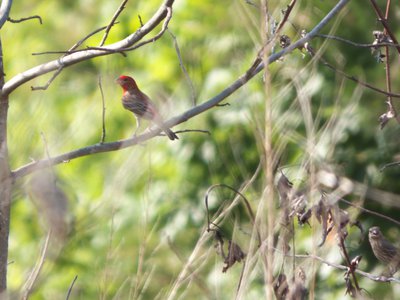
left=286, top=252, right=400, bottom=284
left=276, top=0, right=297, bottom=33
left=31, top=24, right=114, bottom=91
left=32, top=25, right=116, bottom=56
left=8, top=15, right=42, bottom=24
left=173, top=129, right=210, bottom=135
left=382, top=0, right=399, bottom=124
left=22, top=231, right=52, bottom=300
left=31, top=68, right=63, bottom=91
left=338, top=237, right=361, bottom=292
left=65, top=275, right=78, bottom=300
left=339, top=198, right=400, bottom=227
left=316, top=34, right=399, bottom=48
left=138, top=15, right=144, bottom=27
left=98, top=76, right=106, bottom=143
left=33, top=47, right=126, bottom=57
left=247, top=0, right=298, bottom=76
left=168, top=29, right=197, bottom=106
left=99, top=0, right=129, bottom=47
left=319, top=55, right=400, bottom=98
left=369, top=0, right=400, bottom=54
left=204, top=183, right=261, bottom=247
left=122, top=6, right=173, bottom=52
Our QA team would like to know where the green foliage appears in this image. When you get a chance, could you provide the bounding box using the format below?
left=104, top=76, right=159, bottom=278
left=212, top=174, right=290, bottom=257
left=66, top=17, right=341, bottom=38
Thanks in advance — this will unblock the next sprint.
left=4, top=0, right=400, bottom=299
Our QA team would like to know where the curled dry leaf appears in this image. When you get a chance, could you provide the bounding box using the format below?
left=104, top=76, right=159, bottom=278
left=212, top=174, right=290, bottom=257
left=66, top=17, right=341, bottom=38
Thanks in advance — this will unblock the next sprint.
left=277, top=172, right=307, bottom=221
left=371, top=31, right=392, bottom=64
left=350, top=255, right=362, bottom=269
left=222, top=240, right=246, bottom=273
left=279, top=35, right=291, bottom=48
left=287, top=268, right=307, bottom=300
left=314, top=196, right=330, bottom=247
left=298, top=208, right=312, bottom=226
left=277, top=172, right=293, bottom=208
left=273, top=274, right=289, bottom=300
left=379, top=109, right=395, bottom=129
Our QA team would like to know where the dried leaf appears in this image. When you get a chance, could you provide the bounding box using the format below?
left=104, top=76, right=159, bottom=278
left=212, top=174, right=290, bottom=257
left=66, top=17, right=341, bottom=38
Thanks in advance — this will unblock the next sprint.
left=379, top=109, right=395, bottom=129
left=314, top=196, right=329, bottom=247
left=280, top=268, right=308, bottom=300
left=298, top=208, right=312, bottom=226
left=350, top=255, right=362, bottom=269
left=222, top=240, right=246, bottom=273
left=277, top=172, right=293, bottom=208
left=372, top=30, right=392, bottom=44
left=279, top=35, right=291, bottom=48
left=273, top=274, right=289, bottom=300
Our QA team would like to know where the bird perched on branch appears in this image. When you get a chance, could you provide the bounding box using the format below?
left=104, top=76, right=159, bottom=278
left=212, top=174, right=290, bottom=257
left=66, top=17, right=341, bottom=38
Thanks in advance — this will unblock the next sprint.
left=368, top=226, right=400, bottom=276
left=116, top=75, right=178, bottom=140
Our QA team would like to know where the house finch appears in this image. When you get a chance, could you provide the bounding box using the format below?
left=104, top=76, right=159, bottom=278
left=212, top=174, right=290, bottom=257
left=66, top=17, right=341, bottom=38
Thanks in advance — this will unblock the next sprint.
left=116, top=75, right=178, bottom=140
left=368, top=226, right=400, bottom=276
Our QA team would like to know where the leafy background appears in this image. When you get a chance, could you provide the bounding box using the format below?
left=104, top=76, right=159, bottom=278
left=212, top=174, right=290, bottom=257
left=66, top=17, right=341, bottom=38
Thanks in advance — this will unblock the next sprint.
left=4, top=0, right=400, bottom=299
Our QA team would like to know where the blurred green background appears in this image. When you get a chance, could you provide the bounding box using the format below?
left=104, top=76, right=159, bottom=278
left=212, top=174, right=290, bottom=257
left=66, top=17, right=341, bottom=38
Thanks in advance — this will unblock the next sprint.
left=4, top=0, right=400, bottom=299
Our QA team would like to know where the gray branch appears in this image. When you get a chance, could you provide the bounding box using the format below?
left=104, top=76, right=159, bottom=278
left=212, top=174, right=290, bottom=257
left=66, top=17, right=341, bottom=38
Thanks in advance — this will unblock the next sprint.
left=0, top=0, right=11, bottom=29
left=1, top=0, right=175, bottom=96
left=11, top=0, right=350, bottom=179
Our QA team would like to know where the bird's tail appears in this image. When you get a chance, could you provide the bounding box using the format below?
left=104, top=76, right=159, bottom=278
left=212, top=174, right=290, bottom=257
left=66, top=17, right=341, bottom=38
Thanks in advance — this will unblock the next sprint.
left=152, top=113, right=179, bottom=140
left=164, top=127, right=179, bottom=140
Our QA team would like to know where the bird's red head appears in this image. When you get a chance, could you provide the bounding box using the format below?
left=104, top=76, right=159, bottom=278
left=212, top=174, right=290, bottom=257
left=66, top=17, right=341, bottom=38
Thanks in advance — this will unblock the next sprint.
left=116, top=75, right=138, bottom=91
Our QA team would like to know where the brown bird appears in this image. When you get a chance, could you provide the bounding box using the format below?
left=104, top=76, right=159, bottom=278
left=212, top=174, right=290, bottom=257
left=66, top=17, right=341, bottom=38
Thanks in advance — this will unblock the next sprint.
left=368, top=226, right=400, bottom=276
left=116, top=75, right=178, bottom=140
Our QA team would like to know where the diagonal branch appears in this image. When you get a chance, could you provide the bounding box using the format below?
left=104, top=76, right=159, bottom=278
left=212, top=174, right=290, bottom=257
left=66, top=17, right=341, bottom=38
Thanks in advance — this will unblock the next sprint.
left=99, top=0, right=129, bottom=47
left=0, top=0, right=11, bottom=29
left=11, top=0, right=350, bottom=180
left=1, top=0, right=175, bottom=96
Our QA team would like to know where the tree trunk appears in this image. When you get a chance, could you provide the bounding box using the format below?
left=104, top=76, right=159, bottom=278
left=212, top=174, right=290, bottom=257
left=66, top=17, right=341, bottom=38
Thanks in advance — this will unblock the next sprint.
left=0, top=36, right=11, bottom=294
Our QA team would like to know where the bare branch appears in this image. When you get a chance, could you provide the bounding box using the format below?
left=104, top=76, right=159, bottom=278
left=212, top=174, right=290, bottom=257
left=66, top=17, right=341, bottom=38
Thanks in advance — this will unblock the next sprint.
left=1, top=0, right=175, bottom=96
left=316, top=34, right=399, bottom=48
left=11, top=0, right=350, bottom=180
left=0, top=0, right=12, bottom=29
left=31, top=24, right=120, bottom=90
left=7, top=15, right=42, bottom=24
left=174, top=129, right=210, bottom=135
left=33, top=24, right=115, bottom=56
left=290, top=253, right=400, bottom=284
left=99, top=0, right=129, bottom=46
left=369, top=0, right=400, bottom=54
left=31, top=68, right=63, bottom=91
left=340, top=198, right=400, bottom=227
left=121, top=6, right=173, bottom=52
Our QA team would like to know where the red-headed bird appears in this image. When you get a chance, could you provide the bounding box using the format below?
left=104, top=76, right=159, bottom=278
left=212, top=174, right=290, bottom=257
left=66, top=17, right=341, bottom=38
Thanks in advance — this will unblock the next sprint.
left=116, top=75, right=178, bottom=140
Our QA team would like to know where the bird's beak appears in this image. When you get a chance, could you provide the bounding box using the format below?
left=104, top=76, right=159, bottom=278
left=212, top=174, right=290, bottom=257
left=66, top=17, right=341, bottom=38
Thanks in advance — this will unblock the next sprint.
left=115, top=77, right=121, bottom=84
